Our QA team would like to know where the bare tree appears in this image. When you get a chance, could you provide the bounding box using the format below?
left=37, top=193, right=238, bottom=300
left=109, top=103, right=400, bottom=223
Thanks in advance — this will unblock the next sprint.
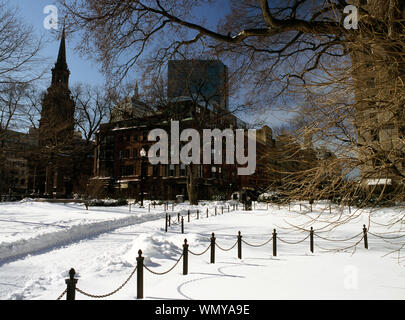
left=0, top=1, right=44, bottom=85
left=71, top=83, right=111, bottom=142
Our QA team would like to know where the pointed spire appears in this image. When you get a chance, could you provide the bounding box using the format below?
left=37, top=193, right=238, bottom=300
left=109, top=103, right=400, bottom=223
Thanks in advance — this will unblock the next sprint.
left=55, top=27, right=67, bottom=69
left=51, top=27, right=70, bottom=86
left=133, top=82, right=139, bottom=99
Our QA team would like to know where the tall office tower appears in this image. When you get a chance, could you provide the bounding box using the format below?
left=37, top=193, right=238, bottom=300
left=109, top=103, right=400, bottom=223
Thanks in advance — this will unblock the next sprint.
left=167, top=60, right=229, bottom=110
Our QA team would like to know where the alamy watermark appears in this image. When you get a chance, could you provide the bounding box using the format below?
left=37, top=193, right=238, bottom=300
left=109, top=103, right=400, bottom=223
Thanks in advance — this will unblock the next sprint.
left=344, top=5, right=359, bottom=30
left=146, top=121, right=256, bottom=175
left=43, top=5, right=59, bottom=30
left=344, top=265, right=359, bottom=290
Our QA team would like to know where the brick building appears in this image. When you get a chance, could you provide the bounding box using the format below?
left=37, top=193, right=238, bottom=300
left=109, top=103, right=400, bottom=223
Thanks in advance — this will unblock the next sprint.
left=90, top=93, right=273, bottom=200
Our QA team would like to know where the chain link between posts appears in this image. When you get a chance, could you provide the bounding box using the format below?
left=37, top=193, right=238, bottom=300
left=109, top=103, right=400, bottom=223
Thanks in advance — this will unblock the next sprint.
left=313, top=231, right=363, bottom=242
left=368, top=232, right=405, bottom=240
left=74, top=266, right=138, bottom=299
left=143, top=254, right=184, bottom=275
left=242, top=236, right=273, bottom=247
left=188, top=243, right=211, bottom=256
left=56, top=288, right=67, bottom=300
left=215, top=240, right=238, bottom=252
left=276, top=234, right=310, bottom=245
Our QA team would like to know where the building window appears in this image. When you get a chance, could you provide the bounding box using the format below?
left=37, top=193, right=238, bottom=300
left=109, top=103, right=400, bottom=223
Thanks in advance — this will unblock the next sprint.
left=105, top=151, right=113, bottom=160
left=180, top=164, right=186, bottom=176
left=122, top=165, right=134, bottom=176
left=153, top=165, right=159, bottom=177
left=169, top=164, right=175, bottom=176
left=133, top=148, right=138, bottom=158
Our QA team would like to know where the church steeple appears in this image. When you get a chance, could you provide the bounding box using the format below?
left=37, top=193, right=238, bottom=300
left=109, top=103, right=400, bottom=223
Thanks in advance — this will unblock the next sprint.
left=40, top=26, right=75, bottom=144
left=56, top=28, right=67, bottom=69
left=51, top=28, right=70, bottom=86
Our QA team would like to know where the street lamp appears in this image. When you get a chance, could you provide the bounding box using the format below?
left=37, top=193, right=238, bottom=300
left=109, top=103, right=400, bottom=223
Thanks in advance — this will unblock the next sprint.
left=139, top=148, right=147, bottom=208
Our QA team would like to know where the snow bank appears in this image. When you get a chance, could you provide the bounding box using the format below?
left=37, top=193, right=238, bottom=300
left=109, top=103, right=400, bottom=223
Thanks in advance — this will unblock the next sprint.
left=0, top=211, right=167, bottom=262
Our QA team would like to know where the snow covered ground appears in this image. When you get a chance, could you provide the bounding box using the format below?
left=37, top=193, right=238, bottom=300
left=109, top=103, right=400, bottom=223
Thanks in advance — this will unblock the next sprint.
left=1, top=200, right=405, bottom=300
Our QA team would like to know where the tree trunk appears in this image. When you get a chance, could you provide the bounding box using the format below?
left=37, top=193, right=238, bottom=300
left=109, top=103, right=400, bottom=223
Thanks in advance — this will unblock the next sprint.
left=186, top=164, right=198, bottom=205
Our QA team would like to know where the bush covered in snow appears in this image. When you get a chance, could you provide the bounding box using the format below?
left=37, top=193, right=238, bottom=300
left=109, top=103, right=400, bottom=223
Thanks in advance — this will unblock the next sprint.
left=211, top=192, right=228, bottom=201
left=258, top=191, right=283, bottom=203
left=88, top=199, right=128, bottom=207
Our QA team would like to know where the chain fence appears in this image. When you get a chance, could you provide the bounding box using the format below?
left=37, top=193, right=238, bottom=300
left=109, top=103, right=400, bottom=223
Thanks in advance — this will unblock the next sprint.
left=313, top=231, right=363, bottom=242
left=242, top=236, right=273, bottom=247
left=143, top=254, right=184, bottom=275
left=215, top=240, right=238, bottom=252
left=57, top=216, right=399, bottom=300
left=276, top=234, right=311, bottom=245
left=74, top=266, right=138, bottom=299
left=189, top=244, right=211, bottom=256
left=368, top=232, right=405, bottom=240
left=56, top=288, right=67, bottom=300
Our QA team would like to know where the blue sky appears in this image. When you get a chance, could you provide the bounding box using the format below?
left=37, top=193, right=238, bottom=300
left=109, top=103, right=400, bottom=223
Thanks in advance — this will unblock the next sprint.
left=16, top=1, right=231, bottom=87
left=16, top=0, right=105, bottom=86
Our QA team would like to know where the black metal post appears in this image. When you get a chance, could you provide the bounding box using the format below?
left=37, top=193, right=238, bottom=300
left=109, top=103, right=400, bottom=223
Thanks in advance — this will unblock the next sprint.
left=215, top=207, right=217, bottom=215
left=228, top=205, right=230, bottom=213
left=363, top=225, right=368, bottom=249
left=168, top=215, right=171, bottom=227
left=272, top=229, right=277, bottom=257
left=181, top=217, right=184, bottom=234
left=178, top=212, right=180, bottom=223
left=237, top=231, right=242, bottom=259
left=206, top=208, right=208, bottom=218
left=221, top=207, right=223, bottom=215
left=197, top=209, right=199, bottom=220
left=65, top=268, right=77, bottom=300
left=183, top=239, right=188, bottom=275
left=210, top=233, right=216, bottom=264
left=140, top=157, right=146, bottom=208
left=165, top=213, right=168, bottom=232
left=136, top=250, right=144, bottom=299
left=188, top=210, right=190, bottom=222
left=310, top=227, right=314, bottom=253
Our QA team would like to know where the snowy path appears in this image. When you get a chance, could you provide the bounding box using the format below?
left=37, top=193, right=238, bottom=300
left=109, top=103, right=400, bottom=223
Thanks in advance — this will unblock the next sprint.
left=1, top=201, right=405, bottom=300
